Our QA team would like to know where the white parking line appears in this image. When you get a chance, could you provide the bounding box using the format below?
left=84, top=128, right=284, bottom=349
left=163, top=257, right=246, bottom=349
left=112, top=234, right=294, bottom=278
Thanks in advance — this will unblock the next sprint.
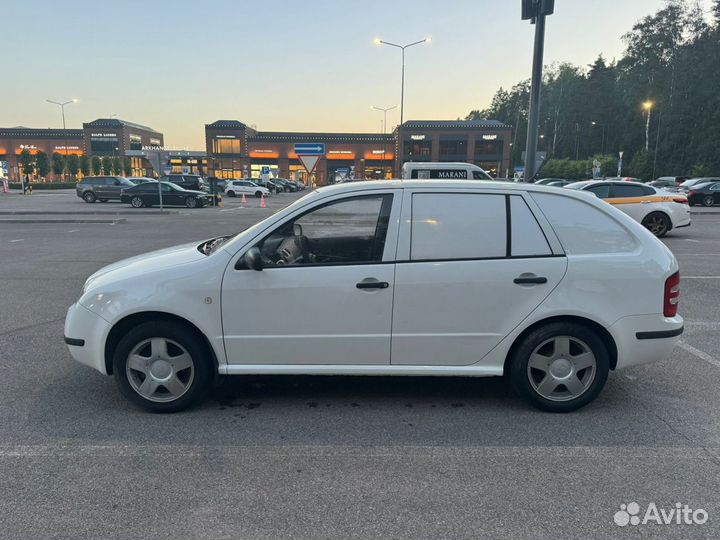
left=683, top=276, right=720, bottom=279
left=678, top=341, right=720, bottom=368
left=9, top=238, right=24, bottom=242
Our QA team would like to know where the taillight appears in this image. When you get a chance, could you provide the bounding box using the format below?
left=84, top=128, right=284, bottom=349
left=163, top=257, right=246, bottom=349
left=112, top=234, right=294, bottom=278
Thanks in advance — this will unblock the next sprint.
left=673, top=197, right=688, bottom=204
left=687, top=191, right=697, bottom=197
left=664, top=272, right=680, bottom=317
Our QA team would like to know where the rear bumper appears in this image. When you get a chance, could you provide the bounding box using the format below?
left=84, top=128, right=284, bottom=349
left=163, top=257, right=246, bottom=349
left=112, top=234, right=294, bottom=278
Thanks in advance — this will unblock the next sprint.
left=64, top=302, right=112, bottom=375
left=609, top=314, right=684, bottom=369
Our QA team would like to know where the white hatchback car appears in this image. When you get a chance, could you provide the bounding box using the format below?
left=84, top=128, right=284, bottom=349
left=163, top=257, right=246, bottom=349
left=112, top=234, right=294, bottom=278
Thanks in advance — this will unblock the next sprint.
left=224, top=180, right=270, bottom=198
left=65, top=181, right=683, bottom=413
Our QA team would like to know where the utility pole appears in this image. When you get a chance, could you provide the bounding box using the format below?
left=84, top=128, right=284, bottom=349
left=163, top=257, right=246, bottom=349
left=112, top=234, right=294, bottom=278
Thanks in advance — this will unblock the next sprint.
left=522, top=0, right=554, bottom=182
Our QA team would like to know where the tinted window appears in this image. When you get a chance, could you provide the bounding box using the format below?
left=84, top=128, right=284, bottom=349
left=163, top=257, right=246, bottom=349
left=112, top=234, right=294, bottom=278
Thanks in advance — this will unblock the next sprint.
left=612, top=184, right=645, bottom=198
left=411, top=193, right=506, bottom=260
left=257, top=195, right=393, bottom=266
left=531, top=193, right=636, bottom=254
left=586, top=184, right=611, bottom=198
left=510, top=196, right=552, bottom=257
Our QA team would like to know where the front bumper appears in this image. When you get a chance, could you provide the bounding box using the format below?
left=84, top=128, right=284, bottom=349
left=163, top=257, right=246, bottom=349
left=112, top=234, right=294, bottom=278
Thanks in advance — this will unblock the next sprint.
left=609, top=313, right=684, bottom=369
left=64, top=302, right=112, bottom=374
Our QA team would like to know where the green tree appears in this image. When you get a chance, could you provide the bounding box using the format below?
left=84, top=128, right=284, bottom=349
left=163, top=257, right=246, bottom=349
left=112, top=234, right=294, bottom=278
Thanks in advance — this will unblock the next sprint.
left=101, top=156, right=112, bottom=174
left=79, top=155, right=91, bottom=177
left=66, top=154, right=80, bottom=179
left=35, top=151, right=50, bottom=179
left=628, top=150, right=653, bottom=180
left=111, top=156, right=122, bottom=175
left=52, top=153, right=66, bottom=179
left=690, top=163, right=709, bottom=177
left=91, top=156, right=102, bottom=175
left=123, top=157, right=132, bottom=176
left=18, top=149, right=35, bottom=178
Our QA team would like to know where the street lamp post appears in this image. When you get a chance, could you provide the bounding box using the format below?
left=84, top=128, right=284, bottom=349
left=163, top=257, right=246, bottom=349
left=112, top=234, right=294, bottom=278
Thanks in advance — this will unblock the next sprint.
left=374, top=36, right=430, bottom=176
left=371, top=105, right=397, bottom=179
left=46, top=98, right=77, bottom=158
left=591, top=121, right=605, bottom=155
left=642, top=100, right=654, bottom=152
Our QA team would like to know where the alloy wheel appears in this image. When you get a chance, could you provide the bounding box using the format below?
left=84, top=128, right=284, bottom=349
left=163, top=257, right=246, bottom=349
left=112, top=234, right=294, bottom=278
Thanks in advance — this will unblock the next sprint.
left=526, top=336, right=597, bottom=402
left=703, top=196, right=714, bottom=207
left=131, top=196, right=144, bottom=208
left=125, top=337, right=195, bottom=403
left=644, top=214, right=668, bottom=236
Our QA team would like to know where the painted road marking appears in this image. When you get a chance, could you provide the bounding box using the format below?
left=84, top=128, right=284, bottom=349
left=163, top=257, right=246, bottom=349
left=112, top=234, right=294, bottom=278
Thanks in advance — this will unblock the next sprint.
left=678, top=341, right=720, bottom=369
left=9, top=239, right=24, bottom=242
left=683, top=276, right=720, bottom=279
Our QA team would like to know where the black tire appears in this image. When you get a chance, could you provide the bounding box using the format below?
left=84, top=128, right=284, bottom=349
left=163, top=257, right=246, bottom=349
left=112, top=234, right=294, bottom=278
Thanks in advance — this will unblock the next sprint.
left=112, top=320, right=213, bottom=413
left=254, top=190, right=262, bottom=198
left=641, top=212, right=671, bottom=237
left=703, top=195, right=715, bottom=207
left=130, top=196, right=144, bottom=208
left=83, top=191, right=96, bottom=203
left=227, top=190, right=236, bottom=197
left=509, top=321, right=610, bottom=413
left=186, top=196, right=198, bottom=208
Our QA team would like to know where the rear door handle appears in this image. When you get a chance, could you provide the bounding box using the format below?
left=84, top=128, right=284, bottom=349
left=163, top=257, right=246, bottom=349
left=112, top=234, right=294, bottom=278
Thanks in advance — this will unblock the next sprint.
left=513, top=275, right=547, bottom=285
left=356, top=280, right=389, bottom=290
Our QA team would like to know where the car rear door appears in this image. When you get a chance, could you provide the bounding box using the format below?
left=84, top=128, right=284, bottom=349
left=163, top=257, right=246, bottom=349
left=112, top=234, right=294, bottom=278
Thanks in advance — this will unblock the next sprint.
left=607, top=182, right=652, bottom=222
left=390, top=189, right=567, bottom=366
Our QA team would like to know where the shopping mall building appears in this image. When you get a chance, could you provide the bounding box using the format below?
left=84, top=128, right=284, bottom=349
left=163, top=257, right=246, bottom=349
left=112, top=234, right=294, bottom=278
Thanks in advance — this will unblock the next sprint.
left=205, top=119, right=512, bottom=185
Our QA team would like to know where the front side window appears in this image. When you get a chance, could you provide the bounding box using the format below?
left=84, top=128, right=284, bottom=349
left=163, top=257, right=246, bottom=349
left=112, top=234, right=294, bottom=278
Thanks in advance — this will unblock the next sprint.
left=411, top=193, right=507, bottom=260
left=611, top=184, right=645, bottom=198
left=255, top=195, right=393, bottom=266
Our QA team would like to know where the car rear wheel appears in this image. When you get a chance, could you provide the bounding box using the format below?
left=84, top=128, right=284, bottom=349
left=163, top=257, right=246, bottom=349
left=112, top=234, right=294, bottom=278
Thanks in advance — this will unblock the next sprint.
left=227, top=190, right=236, bottom=197
left=254, top=190, right=262, bottom=198
left=509, top=322, right=609, bottom=413
left=642, top=212, right=670, bottom=237
left=112, top=321, right=213, bottom=413
left=185, top=197, right=198, bottom=208
left=703, top=195, right=715, bottom=207
left=83, top=191, right=96, bottom=203
left=130, top=196, right=144, bottom=208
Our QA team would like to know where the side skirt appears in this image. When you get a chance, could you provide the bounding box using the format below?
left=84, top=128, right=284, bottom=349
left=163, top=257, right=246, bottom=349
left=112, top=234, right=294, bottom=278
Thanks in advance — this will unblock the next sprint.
left=220, top=364, right=503, bottom=377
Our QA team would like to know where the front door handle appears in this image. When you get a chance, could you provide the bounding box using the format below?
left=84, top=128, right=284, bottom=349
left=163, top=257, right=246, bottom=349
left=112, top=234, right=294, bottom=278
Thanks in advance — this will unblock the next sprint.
left=513, top=275, right=548, bottom=285
left=356, top=280, right=389, bottom=290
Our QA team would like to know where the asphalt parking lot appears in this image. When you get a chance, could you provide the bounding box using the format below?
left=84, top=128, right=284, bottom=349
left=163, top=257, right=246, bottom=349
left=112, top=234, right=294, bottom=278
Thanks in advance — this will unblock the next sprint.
left=1, top=190, right=719, bottom=539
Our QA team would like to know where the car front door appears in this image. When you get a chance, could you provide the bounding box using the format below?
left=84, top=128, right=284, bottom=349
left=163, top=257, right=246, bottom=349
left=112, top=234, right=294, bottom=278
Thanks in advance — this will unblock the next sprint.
left=94, top=177, right=110, bottom=198
left=221, top=190, right=401, bottom=365
left=607, top=182, right=651, bottom=222
left=390, top=190, right=567, bottom=366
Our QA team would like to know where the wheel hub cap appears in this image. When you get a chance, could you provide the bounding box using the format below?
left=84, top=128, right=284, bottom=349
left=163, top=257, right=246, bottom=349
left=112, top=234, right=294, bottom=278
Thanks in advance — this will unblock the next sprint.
left=149, top=359, right=172, bottom=380
left=549, top=358, right=573, bottom=379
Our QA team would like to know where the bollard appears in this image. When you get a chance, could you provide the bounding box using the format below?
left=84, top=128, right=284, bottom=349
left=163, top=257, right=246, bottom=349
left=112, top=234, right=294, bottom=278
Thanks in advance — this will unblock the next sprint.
left=217, top=193, right=223, bottom=208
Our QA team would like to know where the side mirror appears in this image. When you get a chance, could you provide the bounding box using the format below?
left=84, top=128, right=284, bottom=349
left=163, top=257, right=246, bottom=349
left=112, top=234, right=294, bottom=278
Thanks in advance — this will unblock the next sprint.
left=244, top=246, right=263, bottom=271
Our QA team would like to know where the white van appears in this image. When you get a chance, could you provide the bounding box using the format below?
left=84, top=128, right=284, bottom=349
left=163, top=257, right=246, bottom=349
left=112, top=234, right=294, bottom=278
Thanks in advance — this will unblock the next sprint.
left=401, top=162, right=493, bottom=180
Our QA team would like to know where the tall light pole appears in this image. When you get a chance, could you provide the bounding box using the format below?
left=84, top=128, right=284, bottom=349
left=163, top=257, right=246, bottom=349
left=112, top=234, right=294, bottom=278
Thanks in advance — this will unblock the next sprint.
left=371, top=105, right=397, bottom=179
left=591, top=121, right=605, bottom=155
left=374, top=36, right=430, bottom=176
left=46, top=98, right=78, bottom=158
left=522, top=0, right=555, bottom=182
left=642, top=100, right=654, bottom=152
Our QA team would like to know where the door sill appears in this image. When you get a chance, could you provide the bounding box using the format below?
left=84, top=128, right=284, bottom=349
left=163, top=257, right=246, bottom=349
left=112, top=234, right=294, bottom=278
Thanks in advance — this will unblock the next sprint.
left=220, top=364, right=502, bottom=377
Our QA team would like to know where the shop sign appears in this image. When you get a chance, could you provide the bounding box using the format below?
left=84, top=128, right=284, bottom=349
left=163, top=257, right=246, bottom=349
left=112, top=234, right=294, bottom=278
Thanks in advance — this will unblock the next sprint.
left=482, top=134, right=498, bottom=140
left=90, top=132, right=117, bottom=137
left=215, top=135, right=236, bottom=139
left=19, top=144, right=37, bottom=150
left=328, top=150, right=353, bottom=155
left=410, top=135, right=426, bottom=140
left=150, top=138, right=162, bottom=145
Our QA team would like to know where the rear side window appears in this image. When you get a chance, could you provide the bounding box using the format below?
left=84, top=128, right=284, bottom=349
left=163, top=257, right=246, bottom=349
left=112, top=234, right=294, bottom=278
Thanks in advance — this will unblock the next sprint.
left=411, top=193, right=506, bottom=260
left=510, top=196, right=551, bottom=257
left=612, top=184, right=645, bottom=198
left=586, top=184, right=611, bottom=198
left=531, top=193, right=636, bottom=254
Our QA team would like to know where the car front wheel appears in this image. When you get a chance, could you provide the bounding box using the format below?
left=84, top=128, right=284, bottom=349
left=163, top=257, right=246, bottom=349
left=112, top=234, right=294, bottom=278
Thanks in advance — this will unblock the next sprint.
left=703, top=195, right=714, bottom=207
left=509, top=322, right=609, bottom=413
left=254, top=190, right=262, bottom=198
left=112, top=321, right=213, bottom=413
left=130, top=196, right=144, bottom=208
left=83, top=191, right=96, bottom=203
left=186, top=197, right=198, bottom=208
left=227, top=190, right=236, bottom=197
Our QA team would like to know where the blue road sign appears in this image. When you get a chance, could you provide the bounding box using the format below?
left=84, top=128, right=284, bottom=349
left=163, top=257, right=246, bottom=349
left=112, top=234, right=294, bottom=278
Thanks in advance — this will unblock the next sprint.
left=261, top=166, right=270, bottom=175
left=182, top=167, right=189, bottom=174
left=294, top=143, right=325, bottom=155
left=163, top=166, right=172, bottom=175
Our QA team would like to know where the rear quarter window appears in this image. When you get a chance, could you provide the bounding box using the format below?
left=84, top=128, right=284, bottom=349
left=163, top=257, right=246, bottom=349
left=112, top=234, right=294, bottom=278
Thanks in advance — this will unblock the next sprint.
left=531, top=193, right=637, bottom=255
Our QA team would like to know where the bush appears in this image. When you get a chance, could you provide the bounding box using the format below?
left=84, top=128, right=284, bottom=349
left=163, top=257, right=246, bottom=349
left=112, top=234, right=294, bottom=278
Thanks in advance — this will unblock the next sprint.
left=8, top=182, right=76, bottom=190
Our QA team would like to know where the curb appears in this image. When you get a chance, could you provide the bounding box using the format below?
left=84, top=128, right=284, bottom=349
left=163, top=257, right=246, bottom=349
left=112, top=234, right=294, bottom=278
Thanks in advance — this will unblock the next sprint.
left=0, top=218, right=127, bottom=224
left=0, top=210, right=177, bottom=215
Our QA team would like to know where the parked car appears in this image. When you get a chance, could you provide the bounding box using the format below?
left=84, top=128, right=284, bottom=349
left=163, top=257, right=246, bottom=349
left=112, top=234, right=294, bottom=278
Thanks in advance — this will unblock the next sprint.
left=274, top=178, right=298, bottom=192
left=535, top=178, right=570, bottom=185
left=65, top=180, right=682, bottom=414
left=401, top=161, right=493, bottom=180
left=685, top=181, right=720, bottom=207
left=546, top=180, right=573, bottom=188
left=76, top=176, right=136, bottom=203
left=120, top=181, right=209, bottom=208
left=679, top=177, right=720, bottom=192
left=157, top=174, right=206, bottom=192
left=293, top=180, right=306, bottom=191
left=224, top=180, right=270, bottom=198
left=565, top=180, right=690, bottom=237
left=255, top=179, right=282, bottom=193
left=649, top=176, right=687, bottom=191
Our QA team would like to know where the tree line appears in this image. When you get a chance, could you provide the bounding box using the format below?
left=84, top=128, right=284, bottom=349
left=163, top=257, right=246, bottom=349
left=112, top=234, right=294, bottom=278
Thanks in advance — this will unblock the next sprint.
left=467, top=0, right=720, bottom=180
left=18, top=149, right=132, bottom=181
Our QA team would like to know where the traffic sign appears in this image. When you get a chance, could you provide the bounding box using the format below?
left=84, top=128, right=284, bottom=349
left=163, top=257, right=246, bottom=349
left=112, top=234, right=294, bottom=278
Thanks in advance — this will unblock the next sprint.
left=298, top=155, right=320, bottom=174
left=163, top=166, right=172, bottom=175
left=294, top=143, right=325, bottom=156
left=182, top=167, right=189, bottom=174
